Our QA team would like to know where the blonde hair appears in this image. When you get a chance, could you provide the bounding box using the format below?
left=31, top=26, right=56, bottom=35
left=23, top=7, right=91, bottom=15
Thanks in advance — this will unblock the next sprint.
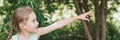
left=7, top=6, right=34, bottom=40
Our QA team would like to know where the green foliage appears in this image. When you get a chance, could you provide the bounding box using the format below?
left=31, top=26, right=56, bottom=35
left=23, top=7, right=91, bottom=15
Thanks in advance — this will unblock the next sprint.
left=106, top=21, right=120, bottom=40
left=0, top=0, right=120, bottom=40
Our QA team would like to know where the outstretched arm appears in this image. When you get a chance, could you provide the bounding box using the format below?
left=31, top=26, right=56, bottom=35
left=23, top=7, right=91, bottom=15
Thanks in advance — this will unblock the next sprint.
left=36, top=10, right=92, bottom=37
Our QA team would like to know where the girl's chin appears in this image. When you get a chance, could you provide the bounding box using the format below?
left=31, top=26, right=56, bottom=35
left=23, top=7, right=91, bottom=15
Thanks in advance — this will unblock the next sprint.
left=33, top=28, right=38, bottom=33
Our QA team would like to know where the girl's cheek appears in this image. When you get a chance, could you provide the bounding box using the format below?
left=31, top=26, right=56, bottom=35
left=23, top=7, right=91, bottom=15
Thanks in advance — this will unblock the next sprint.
left=26, top=21, right=36, bottom=28
left=29, top=22, right=36, bottom=28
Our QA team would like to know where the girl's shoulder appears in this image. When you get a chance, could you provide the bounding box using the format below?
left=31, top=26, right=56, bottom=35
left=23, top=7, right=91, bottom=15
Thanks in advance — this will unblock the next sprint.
left=30, top=33, right=38, bottom=40
left=12, top=35, right=17, bottom=40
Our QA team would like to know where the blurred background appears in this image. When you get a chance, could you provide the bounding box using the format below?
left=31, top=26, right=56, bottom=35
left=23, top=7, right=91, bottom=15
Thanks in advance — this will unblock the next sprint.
left=0, top=0, right=120, bottom=40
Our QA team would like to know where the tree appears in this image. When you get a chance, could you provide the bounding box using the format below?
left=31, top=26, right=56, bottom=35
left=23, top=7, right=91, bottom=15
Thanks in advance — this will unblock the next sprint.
left=0, top=0, right=120, bottom=40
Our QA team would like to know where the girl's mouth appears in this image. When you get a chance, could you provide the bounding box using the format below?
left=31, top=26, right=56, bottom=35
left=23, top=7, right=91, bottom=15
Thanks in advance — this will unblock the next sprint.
left=35, top=26, right=38, bottom=28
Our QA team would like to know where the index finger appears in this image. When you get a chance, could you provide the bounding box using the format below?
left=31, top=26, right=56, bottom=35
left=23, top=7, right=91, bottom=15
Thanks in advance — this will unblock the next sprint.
left=85, top=10, right=93, bottom=17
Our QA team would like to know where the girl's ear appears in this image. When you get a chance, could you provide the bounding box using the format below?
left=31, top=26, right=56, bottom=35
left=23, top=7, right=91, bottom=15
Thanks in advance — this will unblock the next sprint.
left=19, top=22, right=26, bottom=30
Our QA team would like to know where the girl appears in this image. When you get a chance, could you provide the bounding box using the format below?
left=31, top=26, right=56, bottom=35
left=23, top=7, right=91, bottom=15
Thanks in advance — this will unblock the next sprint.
left=7, top=6, right=92, bottom=40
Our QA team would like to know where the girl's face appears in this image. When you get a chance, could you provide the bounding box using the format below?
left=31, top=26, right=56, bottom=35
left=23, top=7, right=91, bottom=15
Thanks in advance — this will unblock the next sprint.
left=22, top=12, right=39, bottom=33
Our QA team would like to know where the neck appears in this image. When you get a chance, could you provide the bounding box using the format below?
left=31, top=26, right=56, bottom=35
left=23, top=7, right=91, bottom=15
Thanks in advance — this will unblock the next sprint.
left=17, top=30, right=32, bottom=40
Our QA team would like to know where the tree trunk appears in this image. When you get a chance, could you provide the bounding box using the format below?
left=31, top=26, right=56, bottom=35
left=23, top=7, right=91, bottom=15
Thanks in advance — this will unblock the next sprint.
left=73, top=0, right=92, bottom=40
left=91, top=0, right=101, bottom=40
left=100, top=0, right=107, bottom=40
left=81, top=0, right=95, bottom=40
left=91, top=0, right=107, bottom=40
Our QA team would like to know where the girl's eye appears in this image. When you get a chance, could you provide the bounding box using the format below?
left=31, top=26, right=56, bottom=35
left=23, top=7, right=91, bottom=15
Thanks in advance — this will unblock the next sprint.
left=33, top=19, right=35, bottom=22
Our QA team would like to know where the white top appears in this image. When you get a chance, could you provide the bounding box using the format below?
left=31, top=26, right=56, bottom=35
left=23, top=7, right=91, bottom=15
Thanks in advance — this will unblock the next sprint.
left=12, top=33, right=38, bottom=40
